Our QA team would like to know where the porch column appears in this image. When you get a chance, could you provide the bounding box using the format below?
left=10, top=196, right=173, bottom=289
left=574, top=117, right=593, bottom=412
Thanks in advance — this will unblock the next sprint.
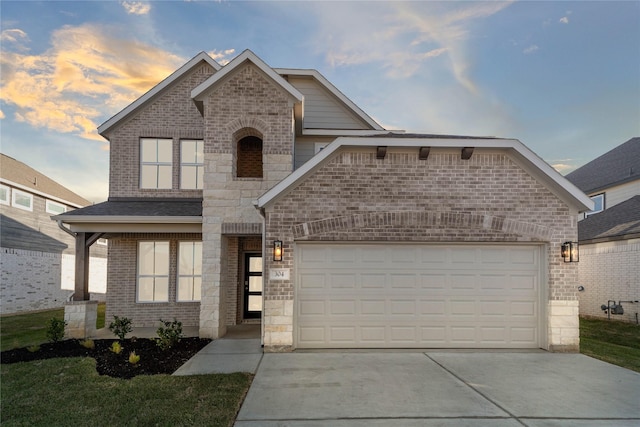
left=74, top=232, right=90, bottom=301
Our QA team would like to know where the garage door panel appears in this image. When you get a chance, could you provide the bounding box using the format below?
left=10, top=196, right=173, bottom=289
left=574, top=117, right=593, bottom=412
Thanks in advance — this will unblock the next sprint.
left=296, top=244, right=541, bottom=349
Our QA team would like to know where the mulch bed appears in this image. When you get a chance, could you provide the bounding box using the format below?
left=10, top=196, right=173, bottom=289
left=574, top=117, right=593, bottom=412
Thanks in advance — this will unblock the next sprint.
left=1, top=338, right=211, bottom=379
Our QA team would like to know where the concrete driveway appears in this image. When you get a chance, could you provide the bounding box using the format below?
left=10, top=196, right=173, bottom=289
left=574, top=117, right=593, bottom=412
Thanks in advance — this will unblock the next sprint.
left=235, top=351, right=640, bottom=426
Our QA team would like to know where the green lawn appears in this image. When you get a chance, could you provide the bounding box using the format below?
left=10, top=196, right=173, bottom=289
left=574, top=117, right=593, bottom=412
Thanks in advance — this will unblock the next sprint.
left=1, top=357, right=251, bottom=427
left=0, top=303, right=106, bottom=351
left=580, top=316, right=640, bottom=373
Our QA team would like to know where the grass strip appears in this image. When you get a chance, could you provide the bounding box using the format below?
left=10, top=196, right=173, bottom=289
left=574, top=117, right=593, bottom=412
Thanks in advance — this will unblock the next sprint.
left=1, top=357, right=251, bottom=427
left=580, top=317, right=640, bottom=372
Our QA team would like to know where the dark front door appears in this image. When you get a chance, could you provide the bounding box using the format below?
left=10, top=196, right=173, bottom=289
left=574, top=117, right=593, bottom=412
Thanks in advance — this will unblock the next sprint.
left=243, top=253, right=263, bottom=319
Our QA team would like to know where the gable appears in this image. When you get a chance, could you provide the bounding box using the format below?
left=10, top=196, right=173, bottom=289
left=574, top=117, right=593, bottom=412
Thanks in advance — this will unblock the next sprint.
left=286, top=75, right=375, bottom=130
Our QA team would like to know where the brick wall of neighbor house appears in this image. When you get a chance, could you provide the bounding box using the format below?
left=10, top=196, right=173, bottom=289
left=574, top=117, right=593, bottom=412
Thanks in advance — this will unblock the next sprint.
left=1, top=190, right=107, bottom=314
left=200, top=63, right=294, bottom=338
left=105, top=233, right=202, bottom=328
left=262, top=149, right=580, bottom=351
left=578, top=240, right=640, bottom=323
left=108, top=63, right=215, bottom=198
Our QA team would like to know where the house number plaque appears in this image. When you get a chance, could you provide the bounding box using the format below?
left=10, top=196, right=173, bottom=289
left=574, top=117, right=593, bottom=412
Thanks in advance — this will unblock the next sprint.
left=269, top=269, right=290, bottom=280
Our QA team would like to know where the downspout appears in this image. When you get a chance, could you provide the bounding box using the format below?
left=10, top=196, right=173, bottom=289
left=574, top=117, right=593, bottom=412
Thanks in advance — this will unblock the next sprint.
left=254, top=201, right=266, bottom=348
left=57, top=219, right=76, bottom=237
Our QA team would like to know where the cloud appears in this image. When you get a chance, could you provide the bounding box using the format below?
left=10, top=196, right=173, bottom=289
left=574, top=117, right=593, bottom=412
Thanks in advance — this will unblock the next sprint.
left=1, top=28, right=30, bottom=51
left=121, top=1, right=151, bottom=15
left=0, top=110, right=5, bottom=119
left=550, top=162, right=576, bottom=173
left=559, top=17, right=569, bottom=24
left=0, top=24, right=184, bottom=143
left=207, top=48, right=235, bottom=66
left=523, top=44, right=539, bottom=54
left=311, top=2, right=512, bottom=93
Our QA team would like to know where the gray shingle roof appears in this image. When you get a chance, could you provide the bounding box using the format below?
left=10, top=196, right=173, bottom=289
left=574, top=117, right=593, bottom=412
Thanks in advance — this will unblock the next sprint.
left=0, top=153, right=90, bottom=207
left=565, top=137, right=640, bottom=193
left=58, top=198, right=202, bottom=218
left=578, top=195, right=640, bottom=242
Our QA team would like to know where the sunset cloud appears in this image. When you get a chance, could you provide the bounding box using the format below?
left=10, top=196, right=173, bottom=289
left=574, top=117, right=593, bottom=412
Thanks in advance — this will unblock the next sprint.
left=121, top=1, right=151, bottom=15
left=208, top=48, right=235, bottom=66
left=0, top=24, right=184, bottom=143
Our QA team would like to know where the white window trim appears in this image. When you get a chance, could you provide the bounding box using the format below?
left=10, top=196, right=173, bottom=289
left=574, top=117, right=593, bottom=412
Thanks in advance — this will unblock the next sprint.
left=46, top=199, right=67, bottom=215
left=585, top=193, right=605, bottom=217
left=11, top=189, right=33, bottom=211
left=0, top=184, right=9, bottom=205
left=177, top=241, right=202, bottom=302
left=137, top=241, right=170, bottom=303
left=140, top=138, right=173, bottom=189
left=180, top=139, right=204, bottom=190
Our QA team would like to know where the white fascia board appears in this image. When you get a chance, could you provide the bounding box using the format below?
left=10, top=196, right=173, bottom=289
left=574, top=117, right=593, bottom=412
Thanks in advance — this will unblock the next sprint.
left=257, top=137, right=594, bottom=212
left=98, top=52, right=220, bottom=137
left=302, top=129, right=404, bottom=136
left=192, top=50, right=303, bottom=102
left=0, top=178, right=86, bottom=209
left=276, top=68, right=384, bottom=131
left=67, top=223, right=202, bottom=233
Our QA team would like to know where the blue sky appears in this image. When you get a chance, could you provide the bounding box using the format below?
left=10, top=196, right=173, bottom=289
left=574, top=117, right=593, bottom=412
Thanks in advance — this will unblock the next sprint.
left=1, top=1, right=639, bottom=203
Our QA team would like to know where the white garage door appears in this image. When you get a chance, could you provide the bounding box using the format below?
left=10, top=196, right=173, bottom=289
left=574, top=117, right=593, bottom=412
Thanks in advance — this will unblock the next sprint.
left=296, top=243, right=542, bottom=349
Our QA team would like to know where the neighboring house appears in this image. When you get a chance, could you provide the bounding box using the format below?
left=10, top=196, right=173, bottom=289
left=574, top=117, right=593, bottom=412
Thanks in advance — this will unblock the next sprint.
left=565, top=138, right=640, bottom=323
left=0, top=154, right=107, bottom=314
left=55, top=49, right=592, bottom=351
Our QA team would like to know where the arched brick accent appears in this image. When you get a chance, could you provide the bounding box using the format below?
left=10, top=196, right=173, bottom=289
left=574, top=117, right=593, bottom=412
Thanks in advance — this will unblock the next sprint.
left=292, top=210, right=554, bottom=241
left=227, top=117, right=269, bottom=138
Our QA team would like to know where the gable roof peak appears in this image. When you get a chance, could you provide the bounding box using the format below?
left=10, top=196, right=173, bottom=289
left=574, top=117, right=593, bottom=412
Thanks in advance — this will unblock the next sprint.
left=97, top=51, right=221, bottom=138
left=191, top=49, right=304, bottom=102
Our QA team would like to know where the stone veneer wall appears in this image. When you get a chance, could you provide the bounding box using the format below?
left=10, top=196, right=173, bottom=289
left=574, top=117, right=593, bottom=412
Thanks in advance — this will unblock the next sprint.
left=105, top=233, right=201, bottom=327
left=200, top=62, right=294, bottom=338
left=578, top=240, right=640, bottom=323
left=263, top=149, right=580, bottom=351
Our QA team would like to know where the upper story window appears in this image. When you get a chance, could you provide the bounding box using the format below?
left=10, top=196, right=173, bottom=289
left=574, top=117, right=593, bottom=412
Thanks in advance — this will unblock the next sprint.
left=46, top=200, right=67, bottom=215
left=0, top=184, right=9, bottom=205
left=137, top=241, right=169, bottom=302
left=140, top=138, right=173, bottom=189
left=180, top=139, right=204, bottom=189
left=12, top=189, right=33, bottom=211
left=586, top=193, right=605, bottom=217
left=237, top=136, right=263, bottom=178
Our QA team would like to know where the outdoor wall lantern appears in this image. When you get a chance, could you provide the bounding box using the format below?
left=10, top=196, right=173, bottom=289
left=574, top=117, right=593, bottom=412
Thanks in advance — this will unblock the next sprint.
left=273, top=240, right=283, bottom=261
left=561, top=241, right=579, bottom=262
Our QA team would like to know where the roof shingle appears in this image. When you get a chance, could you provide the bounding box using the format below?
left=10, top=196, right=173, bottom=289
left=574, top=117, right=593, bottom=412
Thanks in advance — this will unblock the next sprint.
left=578, top=195, right=640, bottom=242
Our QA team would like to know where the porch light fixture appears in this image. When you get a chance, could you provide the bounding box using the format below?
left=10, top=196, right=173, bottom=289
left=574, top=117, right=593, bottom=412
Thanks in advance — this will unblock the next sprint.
left=561, top=241, right=579, bottom=262
left=376, top=146, right=387, bottom=159
left=273, top=240, right=283, bottom=261
left=461, top=147, right=474, bottom=160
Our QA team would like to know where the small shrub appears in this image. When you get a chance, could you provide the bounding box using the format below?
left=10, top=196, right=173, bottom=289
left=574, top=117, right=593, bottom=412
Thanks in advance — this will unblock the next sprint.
left=128, top=351, right=140, bottom=365
left=80, top=339, right=95, bottom=350
left=110, top=341, right=122, bottom=354
left=45, top=318, right=67, bottom=343
left=27, top=345, right=40, bottom=353
left=108, top=315, right=132, bottom=341
left=156, top=318, right=183, bottom=351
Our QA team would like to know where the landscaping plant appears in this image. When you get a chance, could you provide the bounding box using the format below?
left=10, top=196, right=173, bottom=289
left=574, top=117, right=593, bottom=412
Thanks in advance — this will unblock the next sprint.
left=156, top=318, right=183, bottom=350
left=80, top=339, right=95, bottom=350
left=128, top=351, right=140, bottom=365
left=110, top=341, right=122, bottom=354
left=108, top=315, right=132, bottom=340
left=45, top=318, right=66, bottom=343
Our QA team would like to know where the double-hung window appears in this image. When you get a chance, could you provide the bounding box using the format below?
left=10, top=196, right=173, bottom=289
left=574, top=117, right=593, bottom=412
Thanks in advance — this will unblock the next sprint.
left=141, top=138, right=173, bottom=189
left=180, top=139, right=204, bottom=189
left=137, top=241, right=169, bottom=302
left=177, top=242, right=202, bottom=301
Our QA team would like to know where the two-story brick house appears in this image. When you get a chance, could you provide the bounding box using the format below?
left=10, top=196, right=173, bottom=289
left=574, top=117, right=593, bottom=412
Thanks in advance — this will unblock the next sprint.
left=56, top=49, right=592, bottom=351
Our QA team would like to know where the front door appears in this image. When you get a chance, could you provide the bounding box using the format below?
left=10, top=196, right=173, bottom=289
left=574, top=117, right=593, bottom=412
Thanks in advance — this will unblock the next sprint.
left=243, top=253, right=263, bottom=319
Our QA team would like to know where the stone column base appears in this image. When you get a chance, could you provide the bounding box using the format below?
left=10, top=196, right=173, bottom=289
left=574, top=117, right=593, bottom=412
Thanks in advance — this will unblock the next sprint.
left=548, top=300, right=580, bottom=352
left=64, top=300, right=98, bottom=339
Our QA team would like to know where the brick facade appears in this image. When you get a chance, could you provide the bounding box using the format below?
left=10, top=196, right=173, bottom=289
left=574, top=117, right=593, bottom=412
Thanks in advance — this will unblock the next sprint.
left=199, top=62, right=294, bottom=338
left=105, top=233, right=201, bottom=327
left=578, top=240, right=640, bottom=323
left=262, top=149, right=580, bottom=351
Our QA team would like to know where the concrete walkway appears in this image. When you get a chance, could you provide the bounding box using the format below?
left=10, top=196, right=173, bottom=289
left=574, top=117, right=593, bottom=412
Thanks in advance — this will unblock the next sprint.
left=235, top=351, right=640, bottom=426
left=173, top=325, right=263, bottom=375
